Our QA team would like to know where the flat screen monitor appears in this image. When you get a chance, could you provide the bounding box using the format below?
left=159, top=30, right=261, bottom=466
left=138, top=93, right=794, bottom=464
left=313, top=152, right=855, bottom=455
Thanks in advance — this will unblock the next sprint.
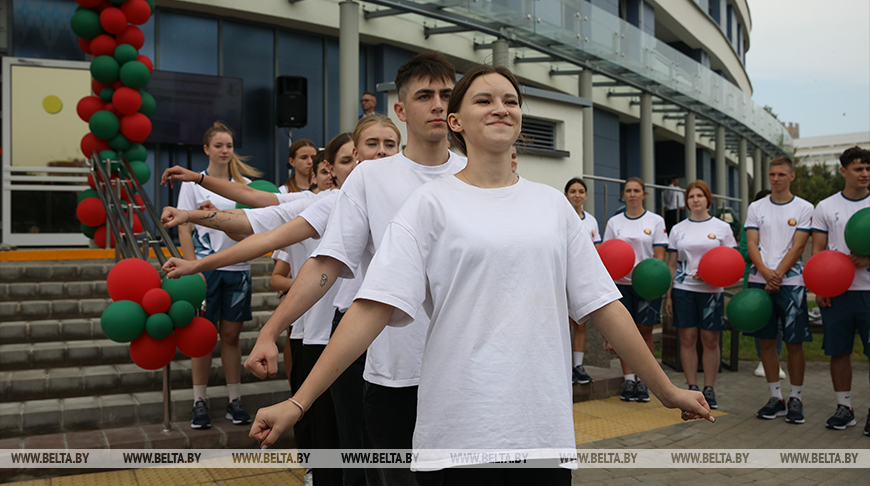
left=147, top=70, right=243, bottom=146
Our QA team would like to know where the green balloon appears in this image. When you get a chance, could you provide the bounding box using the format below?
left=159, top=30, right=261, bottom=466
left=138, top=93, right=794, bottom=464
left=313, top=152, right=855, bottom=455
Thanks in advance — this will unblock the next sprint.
left=90, top=56, right=120, bottom=84
left=114, top=44, right=139, bottom=65
left=71, top=9, right=103, bottom=40
left=845, top=207, right=870, bottom=256
left=139, top=92, right=156, bottom=117
left=726, top=288, right=772, bottom=333
left=145, top=313, right=174, bottom=339
left=119, top=61, right=151, bottom=90
left=81, top=222, right=99, bottom=239
left=89, top=110, right=120, bottom=140
left=145, top=0, right=155, bottom=13
left=109, top=133, right=131, bottom=152
left=168, top=300, right=196, bottom=328
left=99, top=150, right=119, bottom=162
left=128, top=161, right=151, bottom=183
left=100, top=300, right=147, bottom=343
left=99, top=88, right=115, bottom=103
left=125, top=143, right=148, bottom=162
left=236, top=180, right=282, bottom=209
left=77, top=189, right=98, bottom=203
left=631, top=258, right=672, bottom=300
left=162, top=275, right=207, bottom=310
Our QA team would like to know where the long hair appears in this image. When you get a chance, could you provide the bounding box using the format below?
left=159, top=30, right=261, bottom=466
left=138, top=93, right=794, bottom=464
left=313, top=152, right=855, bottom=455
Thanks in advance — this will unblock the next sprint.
left=285, top=138, right=318, bottom=192
left=202, top=122, right=261, bottom=183
left=352, top=114, right=401, bottom=148
left=564, top=177, right=587, bottom=195
left=325, top=133, right=353, bottom=165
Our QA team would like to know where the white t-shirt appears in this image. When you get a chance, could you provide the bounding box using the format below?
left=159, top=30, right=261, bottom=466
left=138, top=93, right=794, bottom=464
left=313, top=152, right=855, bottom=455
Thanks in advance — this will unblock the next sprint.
left=245, top=189, right=334, bottom=234
left=272, top=249, right=305, bottom=340
left=602, top=211, right=668, bottom=285
left=311, top=150, right=467, bottom=388
left=177, top=172, right=251, bottom=272
left=580, top=210, right=602, bottom=244
left=812, top=191, right=870, bottom=291
left=275, top=189, right=316, bottom=204
left=357, top=176, right=620, bottom=470
left=667, top=216, right=738, bottom=293
left=744, top=195, right=814, bottom=286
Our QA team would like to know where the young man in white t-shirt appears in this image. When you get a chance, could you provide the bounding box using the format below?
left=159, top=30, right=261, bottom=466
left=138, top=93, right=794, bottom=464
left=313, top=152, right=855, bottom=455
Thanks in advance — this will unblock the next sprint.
left=245, top=52, right=465, bottom=485
left=744, top=156, right=814, bottom=424
left=811, top=146, right=870, bottom=434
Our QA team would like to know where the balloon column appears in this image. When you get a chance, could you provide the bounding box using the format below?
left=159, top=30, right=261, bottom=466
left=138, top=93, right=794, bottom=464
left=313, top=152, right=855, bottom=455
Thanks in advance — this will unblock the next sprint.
left=100, top=259, right=215, bottom=370
left=72, top=0, right=156, bottom=246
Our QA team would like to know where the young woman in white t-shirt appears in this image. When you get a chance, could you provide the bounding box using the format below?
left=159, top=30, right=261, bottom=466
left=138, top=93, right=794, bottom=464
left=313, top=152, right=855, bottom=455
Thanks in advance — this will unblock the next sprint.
left=602, top=177, right=668, bottom=403
left=249, top=65, right=713, bottom=483
left=565, top=177, right=601, bottom=386
left=283, top=139, right=317, bottom=193
left=176, top=122, right=261, bottom=430
left=664, top=180, right=737, bottom=410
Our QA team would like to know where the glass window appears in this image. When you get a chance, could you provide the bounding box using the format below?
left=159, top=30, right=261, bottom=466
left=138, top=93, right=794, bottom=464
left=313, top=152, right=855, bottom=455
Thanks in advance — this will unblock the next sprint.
left=13, top=0, right=85, bottom=60
left=158, top=12, right=217, bottom=75
left=278, top=31, right=325, bottom=147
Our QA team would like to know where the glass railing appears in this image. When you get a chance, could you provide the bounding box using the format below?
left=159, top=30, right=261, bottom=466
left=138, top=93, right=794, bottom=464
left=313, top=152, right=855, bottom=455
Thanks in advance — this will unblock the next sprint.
left=423, top=0, right=791, bottom=151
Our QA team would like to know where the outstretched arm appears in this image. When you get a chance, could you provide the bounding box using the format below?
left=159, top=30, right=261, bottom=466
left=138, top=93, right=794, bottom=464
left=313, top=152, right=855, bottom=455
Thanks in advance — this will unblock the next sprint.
left=162, top=206, right=254, bottom=235
left=250, top=298, right=393, bottom=448
left=162, top=216, right=318, bottom=278
left=161, top=165, right=280, bottom=208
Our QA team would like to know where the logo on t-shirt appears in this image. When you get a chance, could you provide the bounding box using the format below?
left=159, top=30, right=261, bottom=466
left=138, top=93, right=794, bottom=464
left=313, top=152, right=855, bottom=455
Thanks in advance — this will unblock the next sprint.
left=644, top=228, right=652, bottom=235
left=707, top=233, right=716, bottom=239
left=787, top=218, right=797, bottom=227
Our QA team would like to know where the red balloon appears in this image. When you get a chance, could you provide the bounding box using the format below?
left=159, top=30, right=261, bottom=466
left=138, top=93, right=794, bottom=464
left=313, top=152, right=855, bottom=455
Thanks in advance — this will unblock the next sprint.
left=175, top=317, right=218, bottom=358
left=120, top=113, right=152, bottom=143
left=103, top=102, right=122, bottom=118
left=76, top=0, right=103, bottom=7
left=804, top=250, right=855, bottom=298
left=121, top=0, right=151, bottom=25
left=106, top=258, right=162, bottom=304
left=137, top=54, right=153, bottom=74
left=142, top=288, right=172, bottom=315
left=76, top=96, right=105, bottom=122
left=597, top=239, right=636, bottom=280
left=112, top=87, right=142, bottom=115
left=115, top=25, right=144, bottom=50
left=81, top=133, right=111, bottom=158
left=697, top=246, right=745, bottom=288
left=130, top=332, right=177, bottom=370
left=96, top=0, right=113, bottom=11
left=93, top=225, right=116, bottom=248
left=111, top=79, right=125, bottom=90
left=92, top=79, right=109, bottom=96
left=76, top=197, right=107, bottom=227
left=99, top=7, right=128, bottom=35
left=78, top=37, right=92, bottom=54
left=89, top=34, right=117, bottom=57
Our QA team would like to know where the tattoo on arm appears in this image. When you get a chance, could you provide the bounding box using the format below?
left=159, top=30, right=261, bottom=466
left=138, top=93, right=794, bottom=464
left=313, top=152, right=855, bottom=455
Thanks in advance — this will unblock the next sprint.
left=320, top=274, right=328, bottom=287
left=198, top=210, right=242, bottom=230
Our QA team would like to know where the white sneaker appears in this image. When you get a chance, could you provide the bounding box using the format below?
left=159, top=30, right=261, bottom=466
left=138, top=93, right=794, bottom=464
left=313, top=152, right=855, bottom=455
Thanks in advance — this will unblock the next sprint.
left=303, top=470, right=313, bottom=486
left=779, top=367, right=786, bottom=379
left=753, top=362, right=765, bottom=377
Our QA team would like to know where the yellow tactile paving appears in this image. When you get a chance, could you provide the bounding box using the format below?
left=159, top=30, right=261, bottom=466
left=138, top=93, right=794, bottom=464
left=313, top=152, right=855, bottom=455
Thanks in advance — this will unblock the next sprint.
left=6, top=480, right=49, bottom=486
left=134, top=467, right=213, bottom=486
left=216, top=472, right=301, bottom=486
left=51, top=470, right=138, bottom=486
left=205, top=469, right=286, bottom=481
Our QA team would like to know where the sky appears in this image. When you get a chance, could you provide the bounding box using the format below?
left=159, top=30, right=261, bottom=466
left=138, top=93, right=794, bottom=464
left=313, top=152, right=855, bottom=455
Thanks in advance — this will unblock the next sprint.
left=746, top=0, right=870, bottom=138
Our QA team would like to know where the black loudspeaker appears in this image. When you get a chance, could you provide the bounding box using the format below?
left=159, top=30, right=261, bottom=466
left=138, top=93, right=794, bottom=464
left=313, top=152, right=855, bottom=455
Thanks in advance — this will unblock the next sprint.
left=276, top=76, right=308, bottom=128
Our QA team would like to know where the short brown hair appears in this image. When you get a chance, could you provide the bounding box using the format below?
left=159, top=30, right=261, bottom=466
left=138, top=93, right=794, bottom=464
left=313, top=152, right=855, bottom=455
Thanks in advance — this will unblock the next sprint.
left=685, top=180, right=713, bottom=208
left=839, top=146, right=869, bottom=168
left=446, top=64, right=523, bottom=156
left=395, top=51, right=455, bottom=102
left=623, top=177, right=646, bottom=194
left=769, top=155, right=794, bottom=173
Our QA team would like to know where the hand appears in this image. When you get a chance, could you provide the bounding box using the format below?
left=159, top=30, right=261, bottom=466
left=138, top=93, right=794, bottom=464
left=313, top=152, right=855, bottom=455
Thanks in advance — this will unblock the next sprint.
left=764, top=281, right=780, bottom=293
left=691, top=273, right=703, bottom=282
left=602, top=338, right=617, bottom=355
left=249, top=400, right=301, bottom=449
left=162, top=257, right=197, bottom=279
left=161, top=166, right=199, bottom=188
left=658, top=385, right=715, bottom=423
left=816, top=295, right=831, bottom=308
left=849, top=254, right=870, bottom=268
left=664, top=298, right=673, bottom=317
left=245, top=335, right=280, bottom=379
left=198, top=200, right=218, bottom=212
left=759, top=267, right=782, bottom=286
left=161, top=207, right=189, bottom=228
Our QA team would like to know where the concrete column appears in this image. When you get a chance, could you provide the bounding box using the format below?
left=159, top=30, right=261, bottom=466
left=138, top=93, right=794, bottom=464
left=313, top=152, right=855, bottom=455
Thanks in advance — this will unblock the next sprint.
left=339, top=1, right=360, bottom=133
left=738, top=138, right=749, bottom=223
left=579, top=69, right=595, bottom=215
left=640, top=93, right=654, bottom=211
left=684, top=112, right=697, bottom=183
left=715, top=126, right=726, bottom=206
left=762, top=155, right=771, bottom=190
left=492, top=39, right=510, bottom=69
left=752, top=146, right=762, bottom=196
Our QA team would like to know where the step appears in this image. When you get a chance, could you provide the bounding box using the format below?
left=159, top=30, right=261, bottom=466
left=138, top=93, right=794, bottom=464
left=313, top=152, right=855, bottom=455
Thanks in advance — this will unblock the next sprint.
left=0, top=290, right=281, bottom=321
left=0, top=328, right=285, bottom=371
left=1, top=351, right=289, bottom=402
left=570, top=365, right=625, bottom=403
left=0, top=258, right=275, bottom=283
left=0, top=275, right=272, bottom=302
left=0, top=379, right=293, bottom=437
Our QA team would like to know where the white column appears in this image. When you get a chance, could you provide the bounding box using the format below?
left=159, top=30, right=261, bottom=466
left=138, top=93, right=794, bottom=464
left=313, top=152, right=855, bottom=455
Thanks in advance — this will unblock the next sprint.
left=738, top=138, right=748, bottom=223
left=492, top=39, right=510, bottom=69
left=684, top=112, right=696, bottom=183
left=640, top=93, right=654, bottom=211
left=339, top=1, right=360, bottom=133
left=580, top=69, right=594, bottom=215
left=715, top=126, right=727, bottom=205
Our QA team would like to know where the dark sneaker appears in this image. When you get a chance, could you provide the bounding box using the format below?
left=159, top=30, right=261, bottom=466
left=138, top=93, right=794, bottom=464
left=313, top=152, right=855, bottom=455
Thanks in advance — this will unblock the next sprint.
left=226, top=398, right=251, bottom=425
left=757, top=397, right=786, bottom=419
left=784, top=397, right=805, bottom=424
left=703, top=386, right=718, bottom=410
left=191, top=400, right=211, bottom=429
left=825, top=404, right=856, bottom=430
left=865, top=410, right=869, bottom=436
left=572, top=365, right=593, bottom=384
left=635, top=380, right=650, bottom=402
left=688, top=385, right=700, bottom=391
left=620, top=380, right=637, bottom=402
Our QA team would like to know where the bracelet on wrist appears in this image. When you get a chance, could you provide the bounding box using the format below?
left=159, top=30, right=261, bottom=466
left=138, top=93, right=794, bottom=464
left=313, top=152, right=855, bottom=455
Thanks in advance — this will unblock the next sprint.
left=197, top=173, right=205, bottom=185
left=287, top=397, right=305, bottom=417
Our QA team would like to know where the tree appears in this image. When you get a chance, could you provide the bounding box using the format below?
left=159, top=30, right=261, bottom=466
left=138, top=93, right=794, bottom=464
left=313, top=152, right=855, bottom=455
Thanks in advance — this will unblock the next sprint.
left=791, top=162, right=844, bottom=206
